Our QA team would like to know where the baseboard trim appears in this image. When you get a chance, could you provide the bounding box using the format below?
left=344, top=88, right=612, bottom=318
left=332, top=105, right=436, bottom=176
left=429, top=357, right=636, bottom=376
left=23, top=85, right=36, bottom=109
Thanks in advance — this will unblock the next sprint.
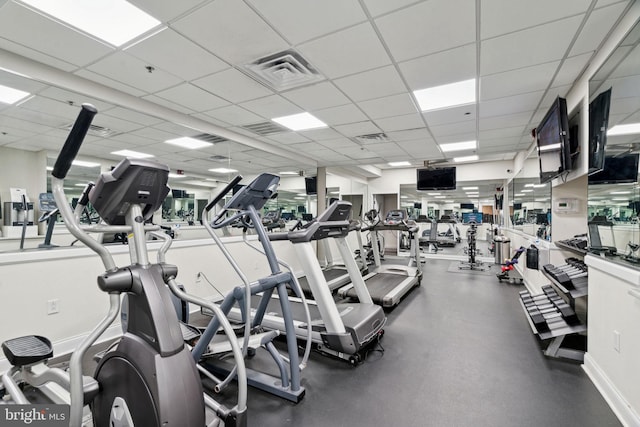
left=583, top=353, right=640, bottom=427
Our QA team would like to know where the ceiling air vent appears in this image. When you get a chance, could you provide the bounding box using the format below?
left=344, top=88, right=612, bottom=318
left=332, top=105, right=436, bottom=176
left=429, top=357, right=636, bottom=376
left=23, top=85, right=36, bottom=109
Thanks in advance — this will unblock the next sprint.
left=192, top=133, right=228, bottom=144
left=245, top=49, right=324, bottom=91
left=209, top=155, right=230, bottom=162
left=242, top=121, right=288, bottom=136
left=353, top=132, right=391, bottom=144
left=61, top=123, right=120, bottom=138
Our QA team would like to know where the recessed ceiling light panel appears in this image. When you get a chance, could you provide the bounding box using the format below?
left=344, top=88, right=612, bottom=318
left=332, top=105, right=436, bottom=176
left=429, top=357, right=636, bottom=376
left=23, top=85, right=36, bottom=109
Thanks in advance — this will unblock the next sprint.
left=165, top=137, right=213, bottom=149
left=0, top=84, right=30, bottom=104
left=414, top=79, right=476, bottom=112
left=272, top=112, right=327, bottom=131
left=112, top=149, right=154, bottom=159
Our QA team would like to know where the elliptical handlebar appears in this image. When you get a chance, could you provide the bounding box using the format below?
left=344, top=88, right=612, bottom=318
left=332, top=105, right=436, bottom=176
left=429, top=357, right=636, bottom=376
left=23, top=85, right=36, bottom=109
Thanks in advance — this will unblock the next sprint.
left=205, top=175, right=243, bottom=213
left=52, top=104, right=97, bottom=179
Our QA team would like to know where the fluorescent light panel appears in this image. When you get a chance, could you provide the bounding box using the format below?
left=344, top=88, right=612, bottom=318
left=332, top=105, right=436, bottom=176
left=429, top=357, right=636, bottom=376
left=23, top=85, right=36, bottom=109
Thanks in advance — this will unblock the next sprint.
left=21, top=0, right=160, bottom=47
left=112, top=149, right=154, bottom=159
left=168, top=173, right=187, bottom=178
left=521, top=189, right=533, bottom=193
left=72, top=160, right=100, bottom=167
left=607, top=123, right=640, bottom=136
left=440, top=140, right=476, bottom=153
left=453, top=155, right=479, bottom=162
left=389, top=161, right=411, bottom=167
left=462, top=186, right=478, bottom=190
left=165, top=137, right=212, bottom=149
left=279, top=171, right=299, bottom=175
left=0, top=84, right=30, bottom=104
left=208, top=168, right=237, bottom=174
left=272, top=112, right=327, bottom=131
left=427, top=193, right=441, bottom=196
left=414, top=79, right=476, bottom=112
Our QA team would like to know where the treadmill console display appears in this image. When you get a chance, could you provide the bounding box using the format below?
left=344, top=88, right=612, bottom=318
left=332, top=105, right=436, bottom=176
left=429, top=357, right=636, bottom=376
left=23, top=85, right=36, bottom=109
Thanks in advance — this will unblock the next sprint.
left=384, top=210, right=407, bottom=226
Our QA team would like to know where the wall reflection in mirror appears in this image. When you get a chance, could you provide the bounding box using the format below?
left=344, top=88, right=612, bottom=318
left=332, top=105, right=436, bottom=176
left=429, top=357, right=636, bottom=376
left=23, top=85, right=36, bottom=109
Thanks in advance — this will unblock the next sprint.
left=587, top=18, right=640, bottom=260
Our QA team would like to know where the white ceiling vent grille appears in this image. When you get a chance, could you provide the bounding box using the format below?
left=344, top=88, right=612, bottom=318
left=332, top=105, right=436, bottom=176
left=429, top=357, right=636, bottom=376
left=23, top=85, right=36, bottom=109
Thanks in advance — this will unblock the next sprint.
left=242, top=121, right=288, bottom=136
left=192, top=133, right=228, bottom=144
left=61, top=123, right=120, bottom=138
left=245, top=49, right=324, bottom=91
left=353, top=132, right=392, bottom=144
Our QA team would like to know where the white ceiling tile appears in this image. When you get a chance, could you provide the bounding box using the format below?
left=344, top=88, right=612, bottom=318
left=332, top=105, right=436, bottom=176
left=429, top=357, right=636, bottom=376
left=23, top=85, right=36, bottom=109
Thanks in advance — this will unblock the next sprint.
left=0, top=71, right=46, bottom=95
left=202, top=105, right=263, bottom=126
left=481, top=16, right=583, bottom=76
left=319, top=138, right=360, bottom=150
left=3, top=107, right=67, bottom=129
left=129, top=127, right=181, bottom=142
left=0, top=115, right=51, bottom=134
left=75, top=69, right=146, bottom=97
left=333, top=66, right=406, bottom=102
left=267, top=133, right=310, bottom=145
left=19, top=96, right=79, bottom=121
left=609, top=75, right=640, bottom=99
left=399, top=44, right=476, bottom=91
left=297, top=23, right=391, bottom=79
left=155, top=83, right=230, bottom=112
left=287, top=142, right=323, bottom=152
left=358, top=94, right=417, bottom=119
left=297, top=127, right=344, bottom=141
left=150, top=121, right=194, bottom=137
left=333, top=121, right=381, bottom=137
left=481, top=61, right=560, bottom=100
left=247, top=0, right=367, bottom=44
left=386, top=128, right=432, bottom=142
left=541, top=85, right=573, bottom=107
left=480, top=91, right=544, bottom=118
left=374, top=114, right=425, bottom=132
left=480, top=136, right=520, bottom=149
left=282, top=81, right=350, bottom=110
left=107, top=133, right=155, bottom=146
left=553, top=53, right=593, bottom=87
left=0, top=37, right=76, bottom=72
left=312, top=104, right=368, bottom=126
left=36, top=87, right=115, bottom=112
left=375, top=0, right=475, bottom=62
left=479, top=126, right=528, bottom=140
left=429, top=120, right=476, bottom=137
left=340, top=146, right=382, bottom=159
left=396, top=139, right=441, bottom=156
left=141, top=94, right=195, bottom=114
left=571, top=3, right=629, bottom=56
left=366, top=142, right=405, bottom=155
left=92, top=115, right=145, bottom=134
left=128, top=0, right=206, bottom=22
left=609, top=43, right=640, bottom=79
left=171, top=0, right=289, bottom=64
left=479, top=111, right=535, bottom=131
left=436, top=132, right=477, bottom=144
left=423, top=105, right=476, bottom=126
left=101, top=107, right=164, bottom=127
left=125, top=28, right=229, bottom=81
left=0, top=2, right=113, bottom=67
left=240, top=95, right=303, bottom=118
left=609, top=95, right=640, bottom=116
left=87, top=52, right=183, bottom=94
left=362, top=0, right=423, bottom=17
left=481, top=0, right=591, bottom=40
left=192, top=68, right=273, bottom=103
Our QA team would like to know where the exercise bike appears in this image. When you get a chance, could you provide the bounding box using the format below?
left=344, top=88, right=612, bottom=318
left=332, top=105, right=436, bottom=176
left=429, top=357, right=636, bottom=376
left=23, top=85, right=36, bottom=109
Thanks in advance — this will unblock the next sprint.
left=0, top=104, right=247, bottom=427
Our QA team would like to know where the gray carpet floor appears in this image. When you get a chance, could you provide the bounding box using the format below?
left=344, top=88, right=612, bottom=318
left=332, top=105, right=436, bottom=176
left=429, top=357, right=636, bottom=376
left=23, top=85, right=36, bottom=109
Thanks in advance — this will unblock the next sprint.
left=208, top=257, right=620, bottom=427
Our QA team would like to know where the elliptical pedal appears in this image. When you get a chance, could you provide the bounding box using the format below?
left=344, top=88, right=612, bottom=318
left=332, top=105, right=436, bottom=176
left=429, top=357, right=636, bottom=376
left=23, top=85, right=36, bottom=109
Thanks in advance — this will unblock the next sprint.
left=2, top=335, right=53, bottom=367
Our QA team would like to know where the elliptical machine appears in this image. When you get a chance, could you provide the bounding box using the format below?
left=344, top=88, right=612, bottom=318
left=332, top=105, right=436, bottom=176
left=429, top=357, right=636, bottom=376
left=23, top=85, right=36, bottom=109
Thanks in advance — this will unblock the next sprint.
left=0, top=104, right=247, bottom=427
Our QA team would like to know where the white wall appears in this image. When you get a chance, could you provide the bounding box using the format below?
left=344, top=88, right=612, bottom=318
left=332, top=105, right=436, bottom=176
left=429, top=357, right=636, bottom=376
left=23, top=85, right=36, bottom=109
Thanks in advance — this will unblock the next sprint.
left=0, top=235, right=304, bottom=371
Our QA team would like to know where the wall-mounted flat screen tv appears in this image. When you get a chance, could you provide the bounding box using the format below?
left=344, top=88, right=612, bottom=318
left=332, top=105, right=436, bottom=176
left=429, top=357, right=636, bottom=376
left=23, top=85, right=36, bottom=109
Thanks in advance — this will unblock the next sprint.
left=588, top=154, right=639, bottom=185
left=588, top=88, right=612, bottom=175
left=416, top=167, right=456, bottom=191
left=537, top=97, right=571, bottom=183
left=305, top=176, right=317, bottom=195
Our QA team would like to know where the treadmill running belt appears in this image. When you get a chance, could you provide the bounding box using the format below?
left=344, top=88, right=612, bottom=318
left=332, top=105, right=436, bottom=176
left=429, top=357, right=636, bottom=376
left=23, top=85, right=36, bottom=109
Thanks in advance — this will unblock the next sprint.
left=294, top=267, right=348, bottom=297
left=345, top=273, right=410, bottom=305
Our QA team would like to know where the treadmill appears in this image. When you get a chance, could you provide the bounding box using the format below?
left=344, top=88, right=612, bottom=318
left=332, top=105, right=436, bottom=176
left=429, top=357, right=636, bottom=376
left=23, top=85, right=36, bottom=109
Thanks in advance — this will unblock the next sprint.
left=228, top=201, right=386, bottom=364
left=338, top=209, right=422, bottom=308
left=294, top=219, right=367, bottom=298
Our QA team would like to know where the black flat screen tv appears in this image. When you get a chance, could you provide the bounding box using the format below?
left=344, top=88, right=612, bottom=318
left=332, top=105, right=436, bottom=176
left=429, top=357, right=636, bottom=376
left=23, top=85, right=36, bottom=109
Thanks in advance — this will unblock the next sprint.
left=588, top=154, right=639, bottom=185
left=414, top=202, right=422, bottom=209
left=416, top=167, right=456, bottom=191
left=537, top=97, right=571, bottom=183
left=588, top=88, right=612, bottom=175
left=460, top=203, right=474, bottom=210
left=305, top=176, right=317, bottom=195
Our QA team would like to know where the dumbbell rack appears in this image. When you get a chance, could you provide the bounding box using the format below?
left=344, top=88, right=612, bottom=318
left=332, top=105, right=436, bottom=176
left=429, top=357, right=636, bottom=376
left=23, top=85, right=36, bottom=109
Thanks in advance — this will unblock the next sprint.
left=518, top=258, right=588, bottom=362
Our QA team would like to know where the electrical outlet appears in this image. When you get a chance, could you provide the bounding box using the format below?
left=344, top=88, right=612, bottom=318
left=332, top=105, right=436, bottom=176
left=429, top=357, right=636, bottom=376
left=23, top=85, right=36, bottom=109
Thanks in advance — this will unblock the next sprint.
left=47, top=299, right=59, bottom=315
left=613, top=330, right=621, bottom=353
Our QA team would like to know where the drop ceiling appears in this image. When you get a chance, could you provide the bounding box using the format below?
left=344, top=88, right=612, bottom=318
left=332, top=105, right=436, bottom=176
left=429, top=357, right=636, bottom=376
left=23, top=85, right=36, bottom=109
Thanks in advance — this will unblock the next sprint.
left=0, top=0, right=636, bottom=186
